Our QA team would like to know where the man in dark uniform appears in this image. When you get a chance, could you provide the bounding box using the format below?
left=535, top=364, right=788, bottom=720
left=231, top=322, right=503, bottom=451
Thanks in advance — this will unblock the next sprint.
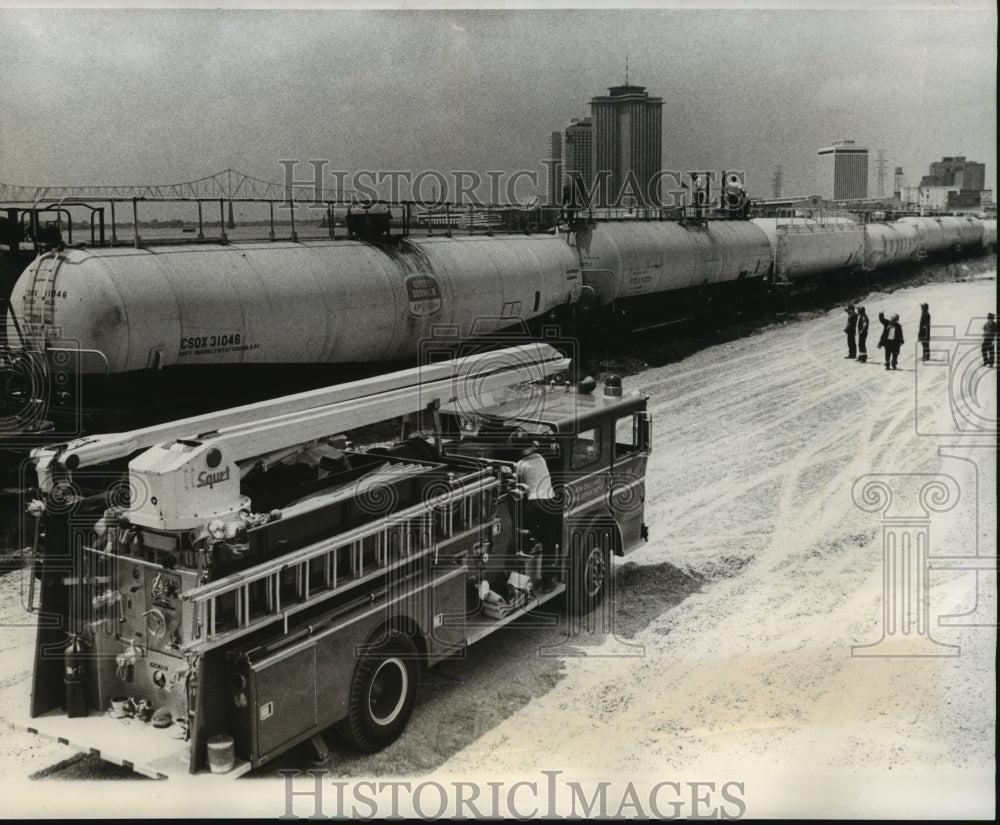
left=983, top=313, right=997, bottom=367
left=878, top=311, right=904, bottom=370
left=918, top=303, right=931, bottom=363
left=844, top=304, right=858, bottom=359
left=856, top=306, right=869, bottom=362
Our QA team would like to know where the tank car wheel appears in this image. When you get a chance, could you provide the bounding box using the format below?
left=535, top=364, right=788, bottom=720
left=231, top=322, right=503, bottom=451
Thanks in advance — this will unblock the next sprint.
left=334, top=630, right=419, bottom=753
left=568, top=528, right=612, bottom=615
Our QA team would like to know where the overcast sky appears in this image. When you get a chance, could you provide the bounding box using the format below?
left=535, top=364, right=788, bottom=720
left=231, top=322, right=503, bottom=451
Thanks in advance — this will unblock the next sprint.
left=0, top=2, right=995, bottom=202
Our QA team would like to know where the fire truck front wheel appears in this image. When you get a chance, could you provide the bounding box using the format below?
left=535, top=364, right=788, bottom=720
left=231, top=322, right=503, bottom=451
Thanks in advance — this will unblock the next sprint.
left=335, top=630, right=419, bottom=752
left=568, top=530, right=611, bottom=615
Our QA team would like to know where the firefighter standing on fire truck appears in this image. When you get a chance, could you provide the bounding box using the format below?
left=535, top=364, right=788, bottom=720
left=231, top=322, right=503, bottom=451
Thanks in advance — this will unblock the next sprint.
left=513, top=437, right=559, bottom=591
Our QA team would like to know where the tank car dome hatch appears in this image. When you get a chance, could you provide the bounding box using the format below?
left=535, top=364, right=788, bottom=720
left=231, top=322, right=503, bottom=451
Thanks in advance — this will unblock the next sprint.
left=603, top=375, right=623, bottom=397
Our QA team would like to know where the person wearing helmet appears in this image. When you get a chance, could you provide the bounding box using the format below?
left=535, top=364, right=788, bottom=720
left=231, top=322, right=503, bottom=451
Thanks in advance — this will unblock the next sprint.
left=856, top=306, right=869, bottom=362
left=918, top=303, right=931, bottom=363
left=983, top=313, right=997, bottom=368
left=877, top=311, right=905, bottom=370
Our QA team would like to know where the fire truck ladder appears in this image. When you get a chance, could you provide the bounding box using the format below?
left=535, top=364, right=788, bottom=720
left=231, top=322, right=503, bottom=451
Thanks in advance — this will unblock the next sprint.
left=180, top=467, right=500, bottom=654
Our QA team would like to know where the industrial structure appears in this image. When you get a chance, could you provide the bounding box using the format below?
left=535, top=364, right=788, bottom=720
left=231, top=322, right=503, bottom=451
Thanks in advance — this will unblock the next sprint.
left=817, top=140, right=869, bottom=200
left=918, top=156, right=991, bottom=211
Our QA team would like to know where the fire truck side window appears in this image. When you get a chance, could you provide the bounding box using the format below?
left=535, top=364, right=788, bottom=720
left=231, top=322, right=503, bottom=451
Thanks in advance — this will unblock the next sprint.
left=615, top=414, right=638, bottom=458
left=570, top=427, right=602, bottom=470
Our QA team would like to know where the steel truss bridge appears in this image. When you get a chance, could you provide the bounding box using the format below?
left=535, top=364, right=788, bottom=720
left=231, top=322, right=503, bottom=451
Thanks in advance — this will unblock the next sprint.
left=0, top=168, right=355, bottom=204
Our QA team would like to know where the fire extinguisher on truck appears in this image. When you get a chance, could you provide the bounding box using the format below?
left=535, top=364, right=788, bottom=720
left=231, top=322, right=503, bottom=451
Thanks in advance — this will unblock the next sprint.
left=63, top=632, right=88, bottom=718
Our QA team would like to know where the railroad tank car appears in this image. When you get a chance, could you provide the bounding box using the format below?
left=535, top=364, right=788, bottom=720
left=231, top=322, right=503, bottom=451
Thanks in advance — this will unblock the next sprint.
left=568, top=219, right=773, bottom=307
left=863, top=220, right=925, bottom=270
left=750, top=217, right=823, bottom=269
left=5, top=235, right=582, bottom=375
left=896, top=215, right=977, bottom=255
left=748, top=216, right=805, bottom=257
left=749, top=216, right=855, bottom=248
left=981, top=219, right=997, bottom=251
left=771, top=222, right=866, bottom=282
left=953, top=215, right=986, bottom=249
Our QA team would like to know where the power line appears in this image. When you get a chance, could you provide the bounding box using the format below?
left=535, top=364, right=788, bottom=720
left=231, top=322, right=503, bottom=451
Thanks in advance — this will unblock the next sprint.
left=875, top=150, right=887, bottom=198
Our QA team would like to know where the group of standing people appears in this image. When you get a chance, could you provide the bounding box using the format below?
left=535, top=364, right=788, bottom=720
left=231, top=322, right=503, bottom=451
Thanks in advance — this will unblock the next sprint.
left=843, top=303, right=997, bottom=370
left=844, top=303, right=905, bottom=370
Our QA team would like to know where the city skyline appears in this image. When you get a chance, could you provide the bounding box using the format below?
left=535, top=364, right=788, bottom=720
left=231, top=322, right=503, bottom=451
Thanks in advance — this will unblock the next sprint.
left=0, top=4, right=995, bottom=203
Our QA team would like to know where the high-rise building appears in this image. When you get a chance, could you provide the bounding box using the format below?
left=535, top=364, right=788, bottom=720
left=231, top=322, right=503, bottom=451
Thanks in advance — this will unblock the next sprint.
left=547, top=131, right=562, bottom=205
left=817, top=139, right=869, bottom=200
left=589, top=84, right=663, bottom=206
left=563, top=117, right=592, bottom=204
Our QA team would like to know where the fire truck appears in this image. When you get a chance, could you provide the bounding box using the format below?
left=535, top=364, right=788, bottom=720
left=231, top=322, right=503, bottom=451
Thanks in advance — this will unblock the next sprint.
left=17, top=344, right=651, bottom=778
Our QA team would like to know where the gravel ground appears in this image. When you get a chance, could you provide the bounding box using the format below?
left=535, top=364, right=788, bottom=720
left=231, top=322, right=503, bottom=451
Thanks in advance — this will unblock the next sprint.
left=1, top=272, right=996, bottom=819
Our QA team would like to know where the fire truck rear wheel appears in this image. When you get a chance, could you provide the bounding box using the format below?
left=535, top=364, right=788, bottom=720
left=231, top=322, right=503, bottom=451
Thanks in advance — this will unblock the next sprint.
left=569, top=533, right=610, bottom=615
left=335, top=630, right=419, bottom=752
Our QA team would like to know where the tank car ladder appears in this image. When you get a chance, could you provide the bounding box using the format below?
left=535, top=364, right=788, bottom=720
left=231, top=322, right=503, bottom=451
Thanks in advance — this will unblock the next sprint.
left=20, top=251, right=61, bottom=333
left=180, top=467, right=500, bottom=654
left=914, top=223, right=928, bottom=260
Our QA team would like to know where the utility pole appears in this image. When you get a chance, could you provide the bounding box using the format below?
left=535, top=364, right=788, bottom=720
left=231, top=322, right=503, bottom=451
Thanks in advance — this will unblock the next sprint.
left=875, top=150, right=887, bottom=199
left=772, top=165, right=782, bottom=199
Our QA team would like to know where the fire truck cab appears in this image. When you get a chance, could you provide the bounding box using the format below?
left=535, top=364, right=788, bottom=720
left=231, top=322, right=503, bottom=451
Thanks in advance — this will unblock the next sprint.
left=19, top=345, right=650, bottom=778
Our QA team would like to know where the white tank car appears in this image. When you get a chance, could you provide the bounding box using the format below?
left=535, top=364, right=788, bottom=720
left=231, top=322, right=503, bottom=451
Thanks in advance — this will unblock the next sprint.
left=863, top=220, right=925, bottom=270
left=7, top=235, right=582, bottom=375
left=772, top=222, right=866, bottom=282
left=950, top=215, right=986, bottom=249
left=897, top=215, right=983, bottom=255
left=568, top=220, right=773, bottom=306
left=981, top=219, right=997, bottom=250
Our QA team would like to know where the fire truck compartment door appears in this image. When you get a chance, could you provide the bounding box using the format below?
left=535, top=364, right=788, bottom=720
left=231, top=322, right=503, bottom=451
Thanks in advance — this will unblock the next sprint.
left=250, top=645, right=318, bottom=760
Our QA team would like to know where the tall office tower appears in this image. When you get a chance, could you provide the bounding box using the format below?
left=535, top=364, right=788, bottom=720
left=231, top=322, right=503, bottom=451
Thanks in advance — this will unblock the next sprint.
left=589, top=83, right=663, bottom=206
left=563, top=117, right=592, bottom=203
left=547, top=131, right=562, bottom=205
left=817, top=139, right=869, bottom=200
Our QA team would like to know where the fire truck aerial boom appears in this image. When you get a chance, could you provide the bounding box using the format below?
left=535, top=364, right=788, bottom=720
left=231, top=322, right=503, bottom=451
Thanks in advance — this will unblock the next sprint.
left=31, top=344, right=570, bottom=492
